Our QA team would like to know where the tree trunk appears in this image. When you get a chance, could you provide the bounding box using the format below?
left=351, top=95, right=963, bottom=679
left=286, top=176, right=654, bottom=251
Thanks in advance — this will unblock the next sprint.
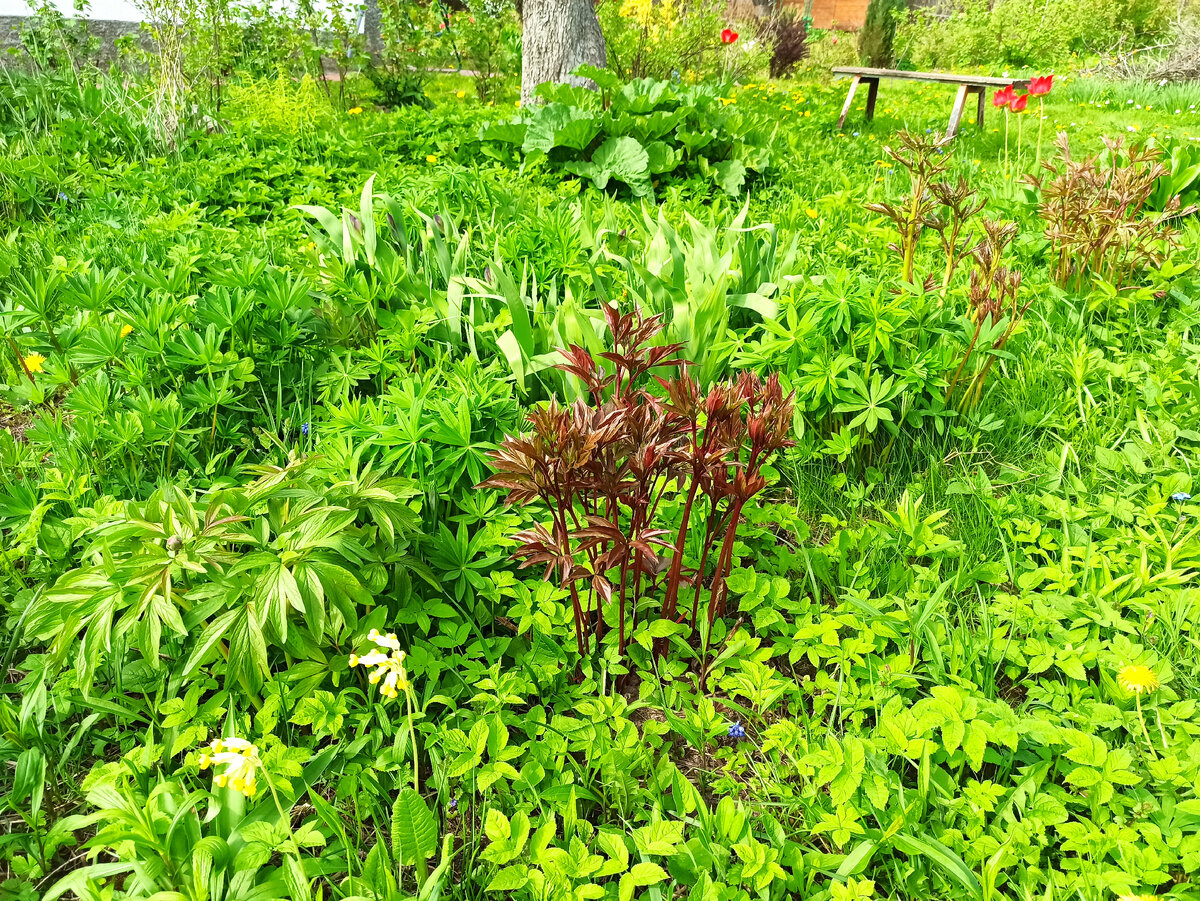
left=521, top=0, right=607, bottom=106
left=363, top=0, right=383, bottom=62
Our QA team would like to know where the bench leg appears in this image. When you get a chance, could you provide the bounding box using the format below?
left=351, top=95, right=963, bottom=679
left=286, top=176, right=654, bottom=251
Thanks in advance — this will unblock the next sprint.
left=974, top=87, right=985, bottom=128
left=864, top=78, right=879, bottom=122
left=837, top=75, right=861, bottom=130
left=945, top=84, right=969, bottom=139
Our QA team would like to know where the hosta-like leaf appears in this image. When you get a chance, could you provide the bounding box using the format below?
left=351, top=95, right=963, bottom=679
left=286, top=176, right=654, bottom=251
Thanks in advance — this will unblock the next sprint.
left=523, top=104, right=601, bottom=154
left=479, top=120, right=527, bottom=147
left=391, top=788, right=437, bottom=865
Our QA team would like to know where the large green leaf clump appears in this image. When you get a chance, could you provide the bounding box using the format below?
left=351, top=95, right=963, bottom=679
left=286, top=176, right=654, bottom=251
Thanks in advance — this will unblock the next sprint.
left=478, top=66, right=775, bottom=198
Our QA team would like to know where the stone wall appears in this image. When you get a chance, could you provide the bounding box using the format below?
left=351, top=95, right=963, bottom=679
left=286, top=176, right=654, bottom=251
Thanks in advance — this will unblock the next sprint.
left=0, top=15, right=147, bottom=67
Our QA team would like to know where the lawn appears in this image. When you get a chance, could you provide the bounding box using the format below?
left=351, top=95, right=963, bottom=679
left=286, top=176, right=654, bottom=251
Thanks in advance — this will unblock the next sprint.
left=2, top=56, right=1200, bottom=901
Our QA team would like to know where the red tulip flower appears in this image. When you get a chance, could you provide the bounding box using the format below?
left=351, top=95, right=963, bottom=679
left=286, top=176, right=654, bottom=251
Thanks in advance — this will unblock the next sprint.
left=721, top=28, right=739, bottom=44
left=1029, top=75, right=1053, bottom=96
left=993, top=86, right=1016, bottom=109
left=1011, top=93, right=1029, bottom=113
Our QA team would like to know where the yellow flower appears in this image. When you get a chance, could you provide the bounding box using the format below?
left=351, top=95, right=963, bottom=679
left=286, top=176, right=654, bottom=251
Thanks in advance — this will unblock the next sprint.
left=806, top=209, right=819, bottom=219
left=350, top=628, right=411, bottom=701
left=619, top=0, right=653, bottom=26
left=348, top=106, right=363, bottom=115
left=456, top=90, right=466, bottom=99
left=23, top=353, right=46, bottom=373
left=198, top=736, right=262, bottom=797
left=1118, top=895, right=1160, bottom=901
left=120, top=324, right=134, bottom=338
left=1118, top=665, right=1159, bottom=695
left=514, top=100, right=521, bottom=108
left=426, top=154, right=438, bottom=164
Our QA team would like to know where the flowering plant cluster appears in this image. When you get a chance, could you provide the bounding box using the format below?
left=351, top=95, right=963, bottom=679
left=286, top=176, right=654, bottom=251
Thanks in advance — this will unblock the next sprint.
left=993, top=74, right=1051, bottom=115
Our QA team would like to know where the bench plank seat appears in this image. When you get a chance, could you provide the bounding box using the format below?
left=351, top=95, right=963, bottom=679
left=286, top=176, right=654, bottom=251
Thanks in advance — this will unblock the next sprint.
left=831, top=67, right=1030, bottom=139
left=833, top=67, right=1031, bottom=89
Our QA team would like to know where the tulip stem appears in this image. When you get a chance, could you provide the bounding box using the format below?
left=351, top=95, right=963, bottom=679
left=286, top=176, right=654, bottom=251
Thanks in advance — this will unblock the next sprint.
left=1003, top=108, right=1009, bottom=176
left=1036, top=97, right=1045, bottom=169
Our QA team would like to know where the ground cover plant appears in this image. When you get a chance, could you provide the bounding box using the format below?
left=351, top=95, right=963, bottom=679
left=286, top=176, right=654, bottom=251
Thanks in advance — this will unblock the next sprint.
left=3, top=5, right=1200, bottom=901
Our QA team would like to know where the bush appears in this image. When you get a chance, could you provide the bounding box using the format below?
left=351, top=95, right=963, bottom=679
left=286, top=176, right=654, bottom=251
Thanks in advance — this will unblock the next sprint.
left=895, top=0, right=1174, bottom=69
left=597, top=0, right=770, bottom=81
left=762, top=9, right=810, bottom=78
left=859, top=0, right=905, bottom=67
left=449, top=0, right=522, bottom=105
left=794, top=28, right=859, bottom=78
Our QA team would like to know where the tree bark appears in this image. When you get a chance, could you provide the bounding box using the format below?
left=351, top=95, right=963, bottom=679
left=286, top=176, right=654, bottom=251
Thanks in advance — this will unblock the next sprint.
left=521, top=0, right=607, bottom=106
left=363, top=0, right=383, bottom=62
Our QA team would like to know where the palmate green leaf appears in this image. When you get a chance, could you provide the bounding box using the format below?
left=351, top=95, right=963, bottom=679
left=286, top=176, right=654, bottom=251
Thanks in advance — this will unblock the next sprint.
left=392, top=788, right=437, bottom=866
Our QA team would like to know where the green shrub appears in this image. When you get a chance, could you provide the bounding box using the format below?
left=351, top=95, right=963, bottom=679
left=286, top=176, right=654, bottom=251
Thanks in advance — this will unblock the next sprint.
left=859, top=0, right=905, bottom=68
left=895, top=0, right=1174, bottom=69
left=597, top=0, right=769, bottom=81
left=795, top=29, right=860, bottom=78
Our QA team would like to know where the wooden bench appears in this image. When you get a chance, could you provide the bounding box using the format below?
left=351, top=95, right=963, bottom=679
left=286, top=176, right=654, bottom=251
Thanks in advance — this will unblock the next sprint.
left=832, top=67, right=1031, bottom=139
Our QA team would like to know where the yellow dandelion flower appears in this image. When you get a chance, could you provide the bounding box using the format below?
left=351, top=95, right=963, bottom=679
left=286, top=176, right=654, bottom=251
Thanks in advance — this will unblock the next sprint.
left=23, top=353, right=46, bottom=374
left=456, top=90, right=466, bottom=99
left=1118, top=665, right=1159, bottom=694
left=426, top=154, right=438, bottom=164
left=514, top=100, right=521, bottom=108
left=806, top=209, right=819, bottom=219
left=348, top=106, right=363, bottom=115
left=120, top=324, right=134, bottom=338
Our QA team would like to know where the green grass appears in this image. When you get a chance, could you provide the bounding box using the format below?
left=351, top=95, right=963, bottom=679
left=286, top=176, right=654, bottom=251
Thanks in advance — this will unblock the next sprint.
left=2, top=64, right=1200, bottom=901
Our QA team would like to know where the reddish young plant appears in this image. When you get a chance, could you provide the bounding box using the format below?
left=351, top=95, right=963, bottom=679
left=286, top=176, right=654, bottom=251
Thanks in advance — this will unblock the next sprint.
left=480, top=305, right=793, bottom=663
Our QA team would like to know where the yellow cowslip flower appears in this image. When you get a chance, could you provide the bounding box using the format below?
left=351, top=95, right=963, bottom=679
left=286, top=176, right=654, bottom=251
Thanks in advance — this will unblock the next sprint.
left=350, top=628, right=410, bottom=701
left=456, top=90, right=466, bottom=99
left=426, top=154, right=438, bottom=164
left=1118, top=665, right=1159, bottom=695
left=23, top=352, right=46, bottom=374
left=198, top=737, right=262, bottom=797
left=348, top=106, right=363, bottom=114
left=120, top=324, right=134, bottom=338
